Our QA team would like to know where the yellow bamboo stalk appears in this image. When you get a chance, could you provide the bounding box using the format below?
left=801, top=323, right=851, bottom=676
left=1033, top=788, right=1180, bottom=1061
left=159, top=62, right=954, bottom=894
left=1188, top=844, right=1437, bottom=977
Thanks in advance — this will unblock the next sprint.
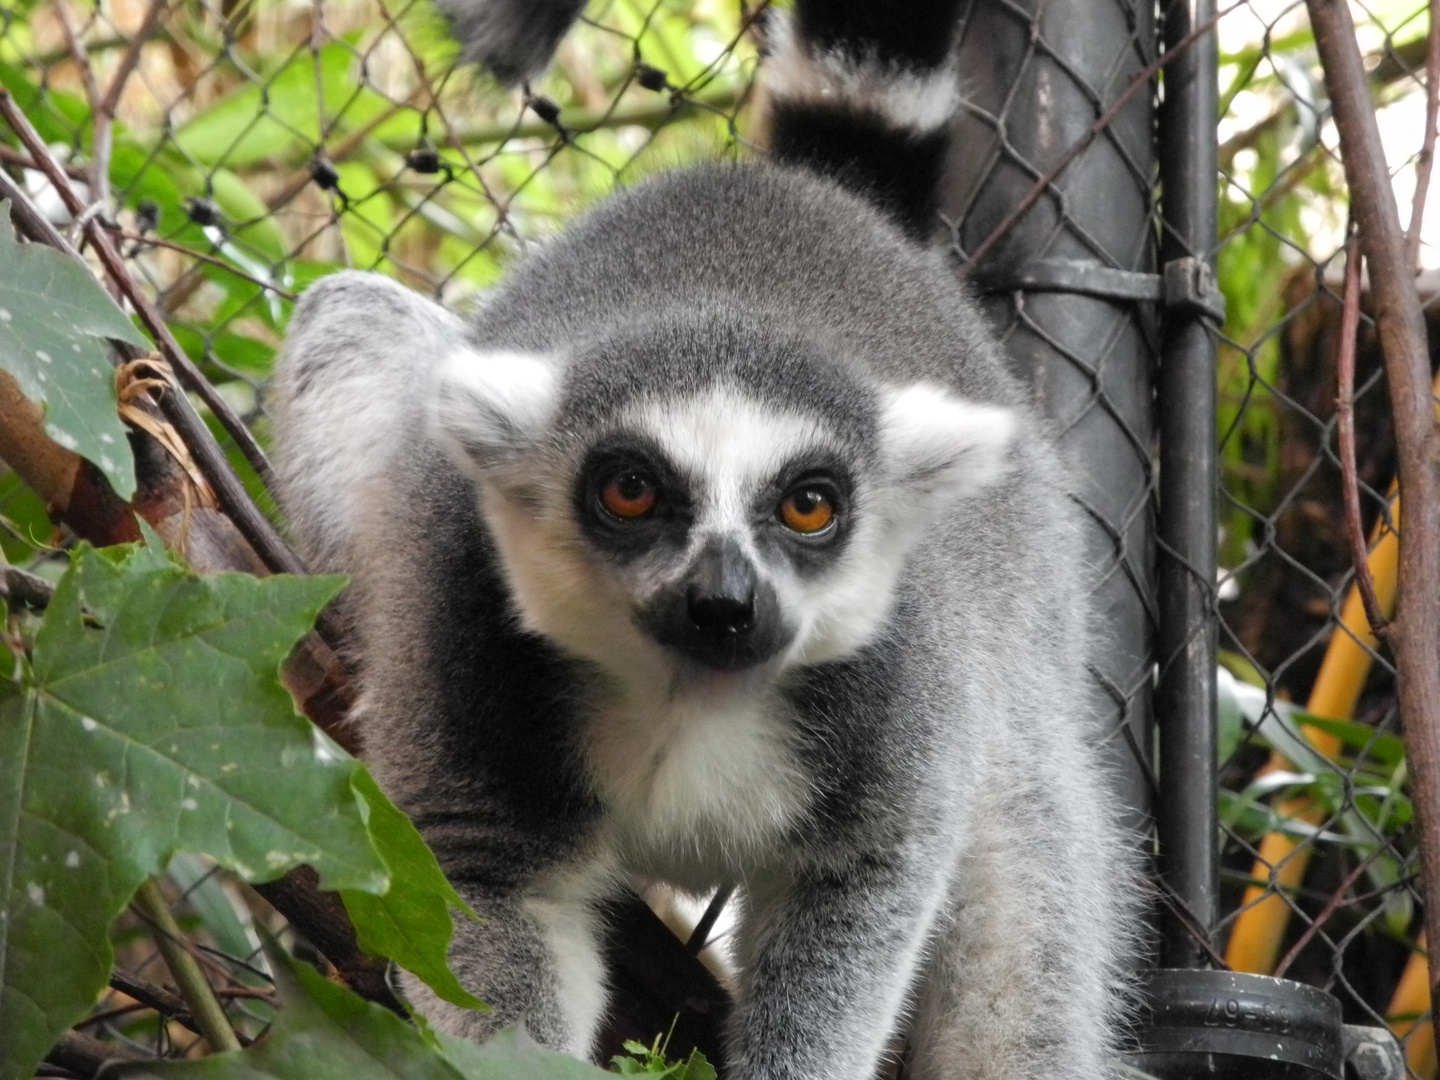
left=1225, top=502, right=1399, bottom=974
left=1226, top=370, right=1440, bottom=976
left=1388, top=937, right=1435, bottom=1080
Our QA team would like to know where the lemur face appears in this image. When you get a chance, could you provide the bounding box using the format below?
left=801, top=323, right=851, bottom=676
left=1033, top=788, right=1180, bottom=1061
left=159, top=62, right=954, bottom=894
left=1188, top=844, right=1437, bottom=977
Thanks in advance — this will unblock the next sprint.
left=568, top=390, right=861, bottom=673
left=430, top=312, right=1017, bottom=686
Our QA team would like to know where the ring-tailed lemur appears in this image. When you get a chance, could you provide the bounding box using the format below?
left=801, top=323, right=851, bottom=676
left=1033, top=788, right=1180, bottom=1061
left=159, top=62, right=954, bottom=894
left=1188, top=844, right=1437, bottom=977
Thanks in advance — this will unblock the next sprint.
left=271, top=1, right=1137, bottom=1077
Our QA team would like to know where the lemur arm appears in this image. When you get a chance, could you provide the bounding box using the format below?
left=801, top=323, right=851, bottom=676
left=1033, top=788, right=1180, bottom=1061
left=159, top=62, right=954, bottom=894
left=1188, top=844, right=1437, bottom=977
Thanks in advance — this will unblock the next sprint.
left=730, top=847, right=956, bottom=1080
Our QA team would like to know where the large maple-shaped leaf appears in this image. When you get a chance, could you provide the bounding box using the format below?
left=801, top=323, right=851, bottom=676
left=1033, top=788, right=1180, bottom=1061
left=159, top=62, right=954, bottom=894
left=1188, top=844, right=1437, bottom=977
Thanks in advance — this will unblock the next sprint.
left=0, top=213, right=149, bottom=498
left=121, top=944, right=610, bottom=1080
left=0, top=545, right=376, bottom=1080
left=343, top=771, right=483, bottom=1011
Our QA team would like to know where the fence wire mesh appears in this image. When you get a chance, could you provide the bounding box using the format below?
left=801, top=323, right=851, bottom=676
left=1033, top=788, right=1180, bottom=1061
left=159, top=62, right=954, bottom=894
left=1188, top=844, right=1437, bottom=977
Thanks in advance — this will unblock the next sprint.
left=0, top=0, right=1436, bottom=1075
left=1211, top=0, right=1435, bottom=1074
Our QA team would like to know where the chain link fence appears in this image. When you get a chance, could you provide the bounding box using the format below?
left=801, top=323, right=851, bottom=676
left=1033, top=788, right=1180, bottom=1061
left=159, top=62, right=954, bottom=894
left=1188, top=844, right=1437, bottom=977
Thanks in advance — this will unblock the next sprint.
left=1211, top=1, right=1437, bottom=1073
left=0, top=0, right=1436, bottom=1075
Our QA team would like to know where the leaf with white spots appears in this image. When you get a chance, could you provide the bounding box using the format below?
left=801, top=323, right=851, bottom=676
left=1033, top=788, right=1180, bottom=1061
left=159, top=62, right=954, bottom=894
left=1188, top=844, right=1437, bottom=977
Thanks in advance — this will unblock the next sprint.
left=0, top=209, right=148, bottom=498
left=0, top=544, right=378, bottom=1080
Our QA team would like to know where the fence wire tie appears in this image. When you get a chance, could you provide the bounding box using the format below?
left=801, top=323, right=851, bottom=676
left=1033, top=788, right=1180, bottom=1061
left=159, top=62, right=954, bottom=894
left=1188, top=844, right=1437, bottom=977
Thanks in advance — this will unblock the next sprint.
left=979, top=256, right=1224, bottom=324
left=1162, top=256, right=1227, bottom=325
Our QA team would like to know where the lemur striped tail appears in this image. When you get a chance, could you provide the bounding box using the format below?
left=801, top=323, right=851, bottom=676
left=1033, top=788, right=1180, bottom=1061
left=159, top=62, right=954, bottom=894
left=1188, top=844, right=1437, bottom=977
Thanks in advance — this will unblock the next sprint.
left=761, top=0, right=965, bottom=239
left=444, top=0, right=966, bottom=239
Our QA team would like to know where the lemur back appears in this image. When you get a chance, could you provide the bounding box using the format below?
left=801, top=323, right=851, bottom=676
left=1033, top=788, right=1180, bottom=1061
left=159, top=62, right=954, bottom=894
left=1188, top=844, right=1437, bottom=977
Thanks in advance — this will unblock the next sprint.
left=271, top=2, right=1136, bottom=1078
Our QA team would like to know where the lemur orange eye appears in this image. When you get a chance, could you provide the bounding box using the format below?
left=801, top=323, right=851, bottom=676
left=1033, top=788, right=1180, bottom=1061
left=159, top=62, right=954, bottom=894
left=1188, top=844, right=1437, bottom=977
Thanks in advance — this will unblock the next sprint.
left=778, top=487, right=835, bottom=534
left=599, top=472, right=658, bottom=519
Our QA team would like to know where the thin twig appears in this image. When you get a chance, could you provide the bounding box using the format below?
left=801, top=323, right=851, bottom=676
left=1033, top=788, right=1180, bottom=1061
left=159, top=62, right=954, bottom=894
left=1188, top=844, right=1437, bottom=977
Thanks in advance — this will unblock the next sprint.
left=72, top=1001, right=152, bottom=1031
left=116, top=230, right=298, bottom=302
left=99, top=0, right=169, bottom=119
left=107, top=968, right=202, bottom=1035
left=956, top=0, right=1246, bottom=278
left=1308, top=0, right=1440, bottom=998
left=0, top=144, right=89, bottom=181
left=132, top=878, right=243, bottom=1053
left=1335, top=233, right=1391, bottom=634
left=0, top=92, right=279, bottom=491
left=1405, top=0, right=1440, bottom=269
left=52, top=0, right=110, bottom=211
left=33, top=30, right=171, bottom=68
left=215, top=987, right=276, bottom=1003
left=1272, top=842, right=1391, bottom=978
left=0, top=89, right=306, bottom=581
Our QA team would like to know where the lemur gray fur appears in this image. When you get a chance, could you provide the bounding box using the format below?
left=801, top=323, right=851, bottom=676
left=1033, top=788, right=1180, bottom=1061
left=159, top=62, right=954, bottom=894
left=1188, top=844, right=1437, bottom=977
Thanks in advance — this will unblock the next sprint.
left=271, top=1, right=1137, bottom=1077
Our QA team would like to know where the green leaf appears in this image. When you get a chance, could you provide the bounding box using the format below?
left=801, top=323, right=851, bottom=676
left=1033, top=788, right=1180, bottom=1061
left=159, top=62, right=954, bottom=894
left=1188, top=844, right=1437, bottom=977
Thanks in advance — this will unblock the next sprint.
left=608, top=1035, right=714, bottom=1079
left=119, top=943, right=612, bottom=1080
left=0, top=62, right=89, bottom=143
left=438, top=1027, right=618, bottom=1080
left=341, top=769, right=485, bottom=1011
left=669, top=1050, right=716, bottom=1080
left=1288, top=714, right=1407, bottom=770
left=0, top=468, right=53, bottom=564
left=0, top=213, right=149, bottom=498
left=0, top=545, right=377, bottom=1080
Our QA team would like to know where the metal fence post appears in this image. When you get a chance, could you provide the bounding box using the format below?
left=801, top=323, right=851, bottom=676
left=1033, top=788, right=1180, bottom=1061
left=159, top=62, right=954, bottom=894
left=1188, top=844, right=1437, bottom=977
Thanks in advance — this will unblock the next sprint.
left=944, top=0, right=1159, bottom=905
left=1155, top=0, right=1221, bottom=969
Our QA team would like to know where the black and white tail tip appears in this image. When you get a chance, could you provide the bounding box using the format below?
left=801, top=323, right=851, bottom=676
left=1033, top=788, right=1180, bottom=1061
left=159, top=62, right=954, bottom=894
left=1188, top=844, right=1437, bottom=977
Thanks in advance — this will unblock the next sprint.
left=762, top=0, right=966, bottom=239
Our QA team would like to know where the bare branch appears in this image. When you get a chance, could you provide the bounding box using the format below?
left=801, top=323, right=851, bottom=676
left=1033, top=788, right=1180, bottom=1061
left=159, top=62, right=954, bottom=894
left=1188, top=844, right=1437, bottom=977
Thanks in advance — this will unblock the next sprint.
left=0, top=565, right=56, bottom=611
left=1335, top=235, right=1391, bottom=634
left=1307, top=0, right=1440, bottom=996
left=248, top=868, right=402, bottom=1013
left=107, top=968, right=201, bottom=1035
left=1405, top=0, right=1440, bottom=269
left=52, top=0, right=111, bottom=211
left=43, top=1031, right=144, bottom=1079
left=0, top=371, right=141, bottom=546
left=1272, top=842, right=1391, bottom=978
left=0, top=194, right=375, bottom=1013
left=0, top=91, right=323, bottom=593
left=116, top=231, right=299, bottom=302
left=99, top=0, right=168, bottom=119
left=132, top=878, right=242, bottom=1053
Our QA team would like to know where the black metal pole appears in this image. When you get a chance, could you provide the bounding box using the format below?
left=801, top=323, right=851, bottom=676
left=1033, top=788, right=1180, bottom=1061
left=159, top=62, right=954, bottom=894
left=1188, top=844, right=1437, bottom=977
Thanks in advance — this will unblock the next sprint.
left=1155, top=0, right=1220, bottom=968
left=944, top=0, right=1159, bottom=881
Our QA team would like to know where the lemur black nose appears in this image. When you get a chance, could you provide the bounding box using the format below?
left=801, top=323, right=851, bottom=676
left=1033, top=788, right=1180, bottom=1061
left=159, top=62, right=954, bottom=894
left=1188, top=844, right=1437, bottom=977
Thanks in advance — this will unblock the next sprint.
left=686, top=539, right=756, bottom=635
left=687, top=591, right=754, bottom=635
left=641, top=537, right=791, bottom=670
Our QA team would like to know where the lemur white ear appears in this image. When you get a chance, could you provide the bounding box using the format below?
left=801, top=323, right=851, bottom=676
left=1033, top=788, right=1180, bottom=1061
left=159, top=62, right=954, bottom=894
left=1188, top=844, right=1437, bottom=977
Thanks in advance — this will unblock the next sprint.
left=880, top=384, right=1017, bottom=507
left=431, top=347, right=560, bottom=477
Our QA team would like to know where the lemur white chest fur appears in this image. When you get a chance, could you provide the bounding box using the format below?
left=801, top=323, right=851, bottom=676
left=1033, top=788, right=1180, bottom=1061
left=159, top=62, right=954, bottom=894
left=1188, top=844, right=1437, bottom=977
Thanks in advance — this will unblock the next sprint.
left=583, top=680, right=810, bottom=883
